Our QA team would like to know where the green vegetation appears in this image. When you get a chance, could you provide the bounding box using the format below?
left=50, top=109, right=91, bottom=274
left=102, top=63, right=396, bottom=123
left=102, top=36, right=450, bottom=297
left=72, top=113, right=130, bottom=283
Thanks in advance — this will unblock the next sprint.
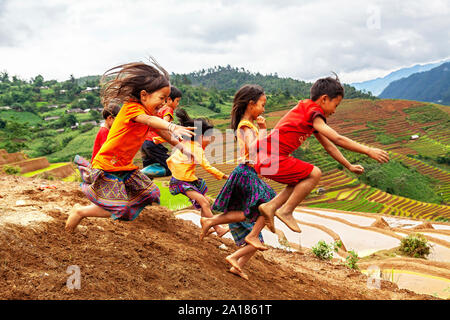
left=398, top=233, right=431, bottom=259
left=358, top=160, right=443, bottom=204
left=153, top=181, right=192, bottom=211
left=2, top=164, right=21, bottom=175
left=311, top=240, right=341, bottom=260
left=344, top=250, right=360, bottom=270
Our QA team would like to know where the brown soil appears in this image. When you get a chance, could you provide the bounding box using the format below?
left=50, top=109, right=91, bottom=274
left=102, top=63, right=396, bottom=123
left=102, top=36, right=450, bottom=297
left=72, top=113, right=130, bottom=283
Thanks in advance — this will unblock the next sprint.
left=371, top=217, right=390, bottom=229
left=0, top=173, right=437, bottom=300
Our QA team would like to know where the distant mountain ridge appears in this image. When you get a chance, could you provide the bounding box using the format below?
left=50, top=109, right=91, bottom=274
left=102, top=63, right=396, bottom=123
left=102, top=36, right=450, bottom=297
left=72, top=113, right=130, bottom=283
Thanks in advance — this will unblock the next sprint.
left=351, top=60, right=449, bottom=96
left=174, top=65, right=376, bottom=100
left=379, top=62, right=450, bottom=105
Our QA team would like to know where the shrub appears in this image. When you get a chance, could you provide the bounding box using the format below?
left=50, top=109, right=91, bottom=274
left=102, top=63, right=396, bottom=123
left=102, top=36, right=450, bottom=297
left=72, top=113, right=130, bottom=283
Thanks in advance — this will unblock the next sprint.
left=3, top=164, right=21, bottom=175
left=312, top=240, right=341, bottom=260
left=344, top=250, right=360, bottom=270
left=398, top=233, right=431, bottom=258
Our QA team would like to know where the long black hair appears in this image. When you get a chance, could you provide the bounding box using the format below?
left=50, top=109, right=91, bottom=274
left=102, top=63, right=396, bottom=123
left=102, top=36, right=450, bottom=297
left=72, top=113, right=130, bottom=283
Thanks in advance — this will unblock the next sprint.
left=175, top=108, right=214, bottom=141
left=230, top=84, right=265, bottom=131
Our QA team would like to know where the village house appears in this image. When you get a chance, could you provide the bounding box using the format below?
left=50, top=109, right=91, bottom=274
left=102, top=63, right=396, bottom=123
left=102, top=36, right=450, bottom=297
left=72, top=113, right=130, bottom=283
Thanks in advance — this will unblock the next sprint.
left=44, top=116, right=61, bottom=121
left=66, top=108, right=84, bottom=114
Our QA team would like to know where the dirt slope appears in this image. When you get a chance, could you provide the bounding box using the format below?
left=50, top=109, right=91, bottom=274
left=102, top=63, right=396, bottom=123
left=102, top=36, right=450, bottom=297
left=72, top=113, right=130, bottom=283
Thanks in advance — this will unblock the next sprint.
left=0, top=174, right=436, bottom=300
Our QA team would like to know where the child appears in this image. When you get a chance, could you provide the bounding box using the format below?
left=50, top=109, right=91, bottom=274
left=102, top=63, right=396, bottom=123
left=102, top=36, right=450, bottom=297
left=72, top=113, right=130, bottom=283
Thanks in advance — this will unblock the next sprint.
left=166, top=108, right=230, bottom=238
left=91, top=101, right=122, bottom=161
left=199, top=84, right=276, bottom=280
left=65, top=59, right=195, bottom=232
left=256, top=75, right=390, bottom=233
left=141, top=86, right=183, bottom=177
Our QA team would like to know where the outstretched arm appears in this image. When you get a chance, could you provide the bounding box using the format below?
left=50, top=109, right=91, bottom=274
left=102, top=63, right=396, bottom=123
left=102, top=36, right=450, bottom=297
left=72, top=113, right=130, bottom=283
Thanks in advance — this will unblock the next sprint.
left=314, top=132, right=364, bottom=174
left=133, top=114, right=196, bottom=140
left=312, top=117, right=389, bottom=164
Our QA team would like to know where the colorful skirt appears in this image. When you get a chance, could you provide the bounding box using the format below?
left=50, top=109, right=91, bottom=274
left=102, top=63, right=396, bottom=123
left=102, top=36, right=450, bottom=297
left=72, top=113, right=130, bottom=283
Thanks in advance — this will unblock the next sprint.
left=169, top=177, right=208, bottom=209
left=74, top=155, right=160, bottom=221
left=212, top=164, right=276, bottom=223
left=212, top=164, right=276, bottom=246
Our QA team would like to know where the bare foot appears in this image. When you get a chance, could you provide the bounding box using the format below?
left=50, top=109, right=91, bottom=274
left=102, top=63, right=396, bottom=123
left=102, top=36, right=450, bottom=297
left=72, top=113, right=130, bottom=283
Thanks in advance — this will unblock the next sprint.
left=229, top=267, right=249, bottom=280
left=199, top=217, right=214, bottom=240
left=215, top=226, right=230, bottom=238
left=245, top=235, right=268, bottom=251
left=225, top=255, right=242, bottom=273
left=274, top=211, right=302, bottom=233
left=258, top=203, right=276, bottom=233
left=65, top=207, right=83, bottom=232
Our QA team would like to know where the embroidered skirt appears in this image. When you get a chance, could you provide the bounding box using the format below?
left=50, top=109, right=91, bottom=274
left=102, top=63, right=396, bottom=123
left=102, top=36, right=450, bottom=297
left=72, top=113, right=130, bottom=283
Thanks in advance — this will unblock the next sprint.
left=168, top=177, right=208, bottom=209
left=212, top=164, right=276, bottom=246
left=74, top=155, right=160, bottom=221
left=212, top=164, right=276, bottom=223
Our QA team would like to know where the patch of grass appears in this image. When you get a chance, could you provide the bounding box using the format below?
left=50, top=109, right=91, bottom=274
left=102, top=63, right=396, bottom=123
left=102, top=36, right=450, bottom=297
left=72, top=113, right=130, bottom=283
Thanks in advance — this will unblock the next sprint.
left=153, top=181, right=192, bottom=211
left=22, top=162, right=68, bottom=177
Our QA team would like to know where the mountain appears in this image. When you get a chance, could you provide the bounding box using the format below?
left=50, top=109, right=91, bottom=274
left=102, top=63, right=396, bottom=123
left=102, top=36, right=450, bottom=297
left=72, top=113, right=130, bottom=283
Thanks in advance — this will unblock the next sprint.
left=351, top=60, right=448, bottom=96
left=173, top=65, right=376, bottom=100
left=379, top=62, right=450, bottom=105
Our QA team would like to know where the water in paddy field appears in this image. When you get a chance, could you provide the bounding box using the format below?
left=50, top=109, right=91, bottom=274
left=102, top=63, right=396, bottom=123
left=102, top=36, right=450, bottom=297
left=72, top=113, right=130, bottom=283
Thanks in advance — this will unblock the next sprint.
left=175, top=207, right=450, bottom=299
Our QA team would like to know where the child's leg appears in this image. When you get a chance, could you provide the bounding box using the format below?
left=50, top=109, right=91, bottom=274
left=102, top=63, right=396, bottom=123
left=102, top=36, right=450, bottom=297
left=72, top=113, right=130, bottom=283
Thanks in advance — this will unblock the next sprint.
left=65, top=204, right=111, bottom=232
left=185, top=190, right=229, bottom=238
left=226, top=244, right=257, bottom=275
left=260, top=166, right=322, bottom=233
left=244, top=216, right=268, bottom=251
left=199, top=210, right=245, bottom=240
left=258, top=186, right=294, bottom=232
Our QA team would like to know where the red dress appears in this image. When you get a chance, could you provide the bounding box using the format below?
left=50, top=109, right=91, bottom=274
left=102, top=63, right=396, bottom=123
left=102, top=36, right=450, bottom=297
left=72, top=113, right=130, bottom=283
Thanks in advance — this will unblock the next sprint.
left=254, top=99, right=326, bottom=185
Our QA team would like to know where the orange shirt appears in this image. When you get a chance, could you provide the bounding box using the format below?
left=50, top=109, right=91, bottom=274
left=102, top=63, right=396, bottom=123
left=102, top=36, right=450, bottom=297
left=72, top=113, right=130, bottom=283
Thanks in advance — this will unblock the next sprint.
left=92, top=101, right=150, bottom=172
left=166, top=140, right=225, bottom=182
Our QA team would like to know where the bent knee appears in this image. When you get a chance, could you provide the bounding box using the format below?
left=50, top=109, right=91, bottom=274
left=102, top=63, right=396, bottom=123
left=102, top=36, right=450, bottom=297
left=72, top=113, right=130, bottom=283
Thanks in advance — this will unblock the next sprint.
left=309, top=166, right=322, bottom=181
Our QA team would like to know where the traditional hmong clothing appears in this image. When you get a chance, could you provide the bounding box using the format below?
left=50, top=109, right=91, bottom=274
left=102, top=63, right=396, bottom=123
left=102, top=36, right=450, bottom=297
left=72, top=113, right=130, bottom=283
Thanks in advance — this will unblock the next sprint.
left=75, top=100, right=161, bottom=221
left=168, top=176, right=208, bottom=209
left=167, top=140, right=225, bottom=208
left=75, top=155, right=160, bottom=221
left=212, top=120, right=276, bottom=246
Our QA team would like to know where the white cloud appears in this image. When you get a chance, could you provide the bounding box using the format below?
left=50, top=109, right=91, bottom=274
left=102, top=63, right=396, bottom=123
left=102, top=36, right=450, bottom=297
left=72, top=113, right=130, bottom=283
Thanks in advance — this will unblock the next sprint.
left=0, top=0, right=448, bottom=84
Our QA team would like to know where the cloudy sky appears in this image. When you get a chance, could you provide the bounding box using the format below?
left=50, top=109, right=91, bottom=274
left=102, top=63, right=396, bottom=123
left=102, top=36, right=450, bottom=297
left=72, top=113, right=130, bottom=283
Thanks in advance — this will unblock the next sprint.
left=0, top=0, right=449, bottom=84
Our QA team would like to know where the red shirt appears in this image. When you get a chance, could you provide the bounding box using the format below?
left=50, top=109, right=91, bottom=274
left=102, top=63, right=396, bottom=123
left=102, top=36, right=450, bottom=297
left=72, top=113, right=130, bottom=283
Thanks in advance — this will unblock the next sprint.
left=91, top=126, right=109, bottom=161
left=257, top=99, right=326, bottom=157
left=145, top=106, right=174, bottom=144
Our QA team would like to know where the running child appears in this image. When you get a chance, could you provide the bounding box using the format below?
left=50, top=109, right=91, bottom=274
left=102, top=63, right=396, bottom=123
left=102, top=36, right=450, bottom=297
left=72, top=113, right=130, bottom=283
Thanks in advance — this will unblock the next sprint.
left=91, top=100, right=122, bottom=161
left=199, top=84, right=276, bottom=279
left=141, top=86, right=183, bottom=177
left=65, top=59, right=195, bottom=232
left=166, top=108, right=229, bottom=238
left=256, top=74, right=390, bottom=233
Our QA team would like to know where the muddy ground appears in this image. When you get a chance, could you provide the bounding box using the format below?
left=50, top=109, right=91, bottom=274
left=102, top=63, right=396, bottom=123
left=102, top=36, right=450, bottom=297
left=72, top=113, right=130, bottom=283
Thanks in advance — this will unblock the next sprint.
left=0, top=174, right=437, bottom=300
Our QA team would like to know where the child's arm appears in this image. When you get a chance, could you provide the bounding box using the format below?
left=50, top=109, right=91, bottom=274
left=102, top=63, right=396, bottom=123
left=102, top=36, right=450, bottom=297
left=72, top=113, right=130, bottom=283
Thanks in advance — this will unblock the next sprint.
left=314, top=132, right=364, bottom=174
left=155, top=128, right=194, bottom=160
left=312, top=117, right=389, bottom=164
left=193, top=145, right=228, bottom=180
left=133, top=114, right=195, bottom=140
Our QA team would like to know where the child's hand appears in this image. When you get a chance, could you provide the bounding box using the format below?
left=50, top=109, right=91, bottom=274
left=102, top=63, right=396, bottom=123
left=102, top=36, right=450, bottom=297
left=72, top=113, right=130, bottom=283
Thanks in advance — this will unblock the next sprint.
left=172, top=124, right=196, bottom=140
left=348, top=164, right=364, bottom=174
left=223, top=174, right=229, bottom=180
left=256, top=116, right=266, bottom=129
left=367, top=148, right=390, bottom=163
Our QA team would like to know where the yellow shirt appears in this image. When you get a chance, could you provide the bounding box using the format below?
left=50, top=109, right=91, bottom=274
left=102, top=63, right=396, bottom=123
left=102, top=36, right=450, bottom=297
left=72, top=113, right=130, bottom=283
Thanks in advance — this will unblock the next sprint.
left=237, top=120, right=259, bottom=164
left=166, top=140, right=225, bottom=181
